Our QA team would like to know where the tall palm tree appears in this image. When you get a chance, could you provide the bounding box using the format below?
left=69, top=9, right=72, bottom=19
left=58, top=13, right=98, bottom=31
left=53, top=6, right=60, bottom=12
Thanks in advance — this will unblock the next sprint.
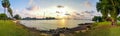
left=1, top=0, right=10, bottom=14
left=2, top=0, right=13, bottom=19
left=96, top=0, right=120, bottom=25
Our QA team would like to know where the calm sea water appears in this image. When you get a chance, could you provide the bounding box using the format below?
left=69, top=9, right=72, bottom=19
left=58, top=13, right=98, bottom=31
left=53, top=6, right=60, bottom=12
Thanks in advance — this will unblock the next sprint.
left=20, top=19, right=93, bottom=30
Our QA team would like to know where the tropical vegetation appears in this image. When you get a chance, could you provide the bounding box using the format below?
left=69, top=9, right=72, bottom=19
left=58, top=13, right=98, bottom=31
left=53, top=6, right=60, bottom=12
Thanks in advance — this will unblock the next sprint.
left=1, top=0, right=13, bottom=18
left=1, top=0, right=120, bottom=36
left=13, top=14, right=21, bottom=20
left=96, top=0, right=120, bottom=25
left=0, top=13, right=8, bottom=20
left=75, top=0, right=120, bottom=36
left=92, top=16, right=103, bottom=22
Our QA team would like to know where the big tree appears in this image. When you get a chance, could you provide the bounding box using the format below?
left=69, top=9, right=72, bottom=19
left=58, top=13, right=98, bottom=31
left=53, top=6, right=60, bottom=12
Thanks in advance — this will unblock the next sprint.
left=96, top=0, right=120, bottom=25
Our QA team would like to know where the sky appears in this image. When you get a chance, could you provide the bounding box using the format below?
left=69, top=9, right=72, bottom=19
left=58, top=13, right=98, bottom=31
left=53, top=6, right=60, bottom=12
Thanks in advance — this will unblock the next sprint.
left=0, top=0, right=101, bottom=19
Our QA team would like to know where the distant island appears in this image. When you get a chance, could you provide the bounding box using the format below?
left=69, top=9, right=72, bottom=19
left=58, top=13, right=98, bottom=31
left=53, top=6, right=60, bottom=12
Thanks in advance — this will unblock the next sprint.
left=22, top=17, right=92, bottom=20
left=22, top=17, right=56, bottom=20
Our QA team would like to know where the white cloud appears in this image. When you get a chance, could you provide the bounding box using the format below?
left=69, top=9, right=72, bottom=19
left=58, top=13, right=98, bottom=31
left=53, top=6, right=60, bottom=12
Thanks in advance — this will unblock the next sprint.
left=13, top=5, right=42, bottom=18
left=70, top=10, right=101, bottom=19
left=13, top=0, right=100, bottom=19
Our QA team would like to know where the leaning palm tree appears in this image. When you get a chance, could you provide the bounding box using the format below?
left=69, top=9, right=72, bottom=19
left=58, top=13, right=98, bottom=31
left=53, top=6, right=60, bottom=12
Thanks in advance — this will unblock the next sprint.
left=7, top=7, right=13, bottom=18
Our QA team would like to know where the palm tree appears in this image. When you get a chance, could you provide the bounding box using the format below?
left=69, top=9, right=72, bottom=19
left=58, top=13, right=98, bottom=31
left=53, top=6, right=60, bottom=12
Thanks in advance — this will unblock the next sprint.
left=2, top=0, right=13, bottom=19
left=8, top=7, right=13, bottom=17
left=96, top=0, right=120, bottom=25
left=1, top=0, right=10, bottom=15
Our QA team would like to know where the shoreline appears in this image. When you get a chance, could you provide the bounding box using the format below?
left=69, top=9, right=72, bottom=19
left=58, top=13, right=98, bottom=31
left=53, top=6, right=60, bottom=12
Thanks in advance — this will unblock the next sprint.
left=15, top=20, right=93, bottom=36
left=14, top=20, right=49, bottom=36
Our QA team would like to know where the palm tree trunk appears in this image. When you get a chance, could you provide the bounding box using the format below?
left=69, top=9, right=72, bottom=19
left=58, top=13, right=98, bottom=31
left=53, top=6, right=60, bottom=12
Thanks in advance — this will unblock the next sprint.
left=4, top=8, right=6, bottom=20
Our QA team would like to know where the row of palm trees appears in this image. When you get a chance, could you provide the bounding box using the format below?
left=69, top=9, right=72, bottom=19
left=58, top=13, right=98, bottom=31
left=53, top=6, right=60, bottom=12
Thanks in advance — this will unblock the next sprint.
left=1, top=0, right=13, bottom=19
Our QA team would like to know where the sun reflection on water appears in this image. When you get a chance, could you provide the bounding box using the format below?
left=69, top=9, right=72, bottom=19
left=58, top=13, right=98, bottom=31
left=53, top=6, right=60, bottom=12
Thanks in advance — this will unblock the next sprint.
left=57, top=19, right=67, bottom=28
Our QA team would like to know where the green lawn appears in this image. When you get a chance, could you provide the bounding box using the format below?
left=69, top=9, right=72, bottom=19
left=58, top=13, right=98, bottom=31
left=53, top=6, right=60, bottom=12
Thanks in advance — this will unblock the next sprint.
left=0, top=20, right=43, bottom=36
left=75, top=21, right=120, bottom=36
left=1, top=20, right=120, bottom=36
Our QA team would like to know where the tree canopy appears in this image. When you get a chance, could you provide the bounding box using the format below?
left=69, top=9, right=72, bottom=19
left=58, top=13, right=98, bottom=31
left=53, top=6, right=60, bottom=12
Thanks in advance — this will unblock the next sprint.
left=13, top=14, right=21, bottom=20
left=1, top=0, right=10, bottom=8
left=96, top=0, right=120, bottom=25
left=0, top=13, right=8, bottom=20
left=92, top=16, right=103, bottom=22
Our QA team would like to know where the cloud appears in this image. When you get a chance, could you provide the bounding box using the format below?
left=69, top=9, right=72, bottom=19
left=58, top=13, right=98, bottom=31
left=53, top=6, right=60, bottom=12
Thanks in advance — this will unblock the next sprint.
left=84, top=0, right=92, bottom=8
left=26, top=5, right=40, bottom=11
left=13, top=6, right=100, bottom=19
left=70, top=10, right=102, bottom=19
left=13, top=5, right=42, bottom=18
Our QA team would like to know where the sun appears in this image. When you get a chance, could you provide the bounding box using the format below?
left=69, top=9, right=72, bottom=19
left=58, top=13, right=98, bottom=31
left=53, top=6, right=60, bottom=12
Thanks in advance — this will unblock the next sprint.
left=56, top=7, right=67, bottom=18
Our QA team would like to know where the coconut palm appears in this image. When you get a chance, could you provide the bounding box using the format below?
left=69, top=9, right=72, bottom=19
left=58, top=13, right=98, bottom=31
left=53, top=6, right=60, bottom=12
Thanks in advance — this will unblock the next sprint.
left=1, top=0, right=13, bottom=19
left=1, top=0, right=10, bottom=14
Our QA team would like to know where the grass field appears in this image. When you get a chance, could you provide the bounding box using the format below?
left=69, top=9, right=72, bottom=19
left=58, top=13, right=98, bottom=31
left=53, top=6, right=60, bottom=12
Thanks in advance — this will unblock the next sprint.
left=0, top=20, right=43, bottom=36
left=1, top=20, right=120, bottom=36
left=75, top=21, right=120, bottom=36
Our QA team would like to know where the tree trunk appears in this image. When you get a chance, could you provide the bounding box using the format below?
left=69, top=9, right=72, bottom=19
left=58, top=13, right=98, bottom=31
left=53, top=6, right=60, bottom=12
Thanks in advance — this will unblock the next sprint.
left=110, top=0, right=117, bottom=26
left=4, top=8, right=6, bottom=20
left=111, top=19, right=116, bottom=26
left=4, top=8, right=6, bottom=14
